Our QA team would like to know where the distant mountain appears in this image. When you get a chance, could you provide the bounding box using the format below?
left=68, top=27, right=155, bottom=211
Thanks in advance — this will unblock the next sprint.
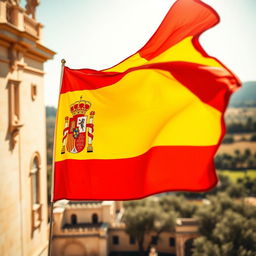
left=229, top=81, right=256, bottom=107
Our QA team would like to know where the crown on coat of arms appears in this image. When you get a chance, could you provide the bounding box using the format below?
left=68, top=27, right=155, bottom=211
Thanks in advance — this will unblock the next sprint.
left=70, top=97, right=91, bottom=116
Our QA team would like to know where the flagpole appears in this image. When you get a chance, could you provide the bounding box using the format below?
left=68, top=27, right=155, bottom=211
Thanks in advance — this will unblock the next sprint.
left=48, top=59, right=66, bottom=256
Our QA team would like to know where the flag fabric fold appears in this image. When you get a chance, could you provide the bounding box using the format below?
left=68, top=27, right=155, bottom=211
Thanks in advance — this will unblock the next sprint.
left=53, top=0, right=241, bottom=201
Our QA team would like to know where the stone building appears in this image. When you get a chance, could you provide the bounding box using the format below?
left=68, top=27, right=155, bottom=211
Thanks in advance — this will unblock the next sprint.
left=0, top=0, right=55, bottom=255
left=52, top=201, right=198, bottom=256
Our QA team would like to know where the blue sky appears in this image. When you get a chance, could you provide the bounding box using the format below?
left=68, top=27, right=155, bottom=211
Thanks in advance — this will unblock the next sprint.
left=21, top=0, right=256, bottom=106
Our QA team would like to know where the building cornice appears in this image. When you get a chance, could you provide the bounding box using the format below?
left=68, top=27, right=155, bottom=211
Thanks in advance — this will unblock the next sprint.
left=53, top=234, right=107, bottom=239
left=22, top=65, right=45, bottom=75
left=0, top=23, right=55, bottom=62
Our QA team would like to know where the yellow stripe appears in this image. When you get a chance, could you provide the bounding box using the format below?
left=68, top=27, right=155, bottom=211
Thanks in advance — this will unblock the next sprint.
left=55, top=69, right=221, bottom=161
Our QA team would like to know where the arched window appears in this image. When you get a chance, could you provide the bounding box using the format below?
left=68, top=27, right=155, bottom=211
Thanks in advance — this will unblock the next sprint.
left=112, top=235, right=119, bottom=245
left=92, top=213, right=98, bottom=224
left=31, top=156, right=40, bottom=205
left=185, top=238, right=194, bottom=256
left=129, top=235, right=135, bottom=244
left=31, top=83, right=38, bottom=101
left=169, top=237, right=175, bottom=247
left=71, top=214, right=77, bottom=225
left=30, top=152, right=42, bottom=233
left=151, top=236, right=158, bottom=245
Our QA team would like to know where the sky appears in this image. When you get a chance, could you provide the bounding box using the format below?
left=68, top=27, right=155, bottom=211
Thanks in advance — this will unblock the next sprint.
left=22, top=0, right=256, bottom=106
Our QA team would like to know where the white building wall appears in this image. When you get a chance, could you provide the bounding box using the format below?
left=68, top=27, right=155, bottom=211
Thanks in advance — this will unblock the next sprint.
left=0, top=43, right=23, bottom=256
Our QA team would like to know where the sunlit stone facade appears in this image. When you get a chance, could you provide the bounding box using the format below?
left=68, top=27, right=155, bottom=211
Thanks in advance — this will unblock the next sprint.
left=52, top=201, right=198, bottom=256
left=0, top=1, right=55, bottom=255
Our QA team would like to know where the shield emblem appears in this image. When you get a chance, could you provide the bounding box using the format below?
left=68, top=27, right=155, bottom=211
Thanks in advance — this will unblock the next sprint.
left=61, top=97, right=95, bottom=155
left=66, top=114, right=87, bottom=153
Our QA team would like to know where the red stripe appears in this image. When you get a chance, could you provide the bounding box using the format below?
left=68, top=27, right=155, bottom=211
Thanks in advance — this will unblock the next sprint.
left=53, top=145, right=218, bottom=201
left=138, top=0, right=219, bottom=60
left=60, top=0, right=241, bottom=112
left=61, top=62, right=240, bottom=112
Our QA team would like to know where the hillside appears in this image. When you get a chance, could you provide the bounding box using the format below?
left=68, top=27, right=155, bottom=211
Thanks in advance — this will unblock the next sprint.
left=229, top=81, right=256, bottom=107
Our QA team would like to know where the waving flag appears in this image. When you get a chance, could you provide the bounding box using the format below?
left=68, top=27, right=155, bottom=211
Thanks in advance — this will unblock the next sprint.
left=53, top=0, right=240, bottom=201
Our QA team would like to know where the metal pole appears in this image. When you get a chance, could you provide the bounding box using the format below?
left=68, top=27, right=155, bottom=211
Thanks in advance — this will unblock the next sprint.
left=47, top=201, right=54, bottom=256
left=48, top=59, right=66, bottom=256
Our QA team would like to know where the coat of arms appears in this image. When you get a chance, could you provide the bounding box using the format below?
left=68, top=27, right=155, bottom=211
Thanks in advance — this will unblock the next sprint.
left=61, top=97, right=95, bottom=154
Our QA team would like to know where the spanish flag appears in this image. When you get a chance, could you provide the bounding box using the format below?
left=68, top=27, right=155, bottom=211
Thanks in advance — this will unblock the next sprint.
left=53, top=0, right=240, bottom=201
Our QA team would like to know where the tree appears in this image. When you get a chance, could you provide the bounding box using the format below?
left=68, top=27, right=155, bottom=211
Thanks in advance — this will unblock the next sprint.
left=159, top=195, right=197, bottom=217
left=123, top=198, right=176, bottom=255
left=222, top=134, right=234, bottom=144
left=226, top=183, right=247, bottom=198
left=214, top=210, right=256, bottom=254
left=193, top=237, right=222, bottom=256
left=244, top=148, right=251, bottom=159
left=208, top=174, right=231, bottom=195
left=245, top=117, right=253, bottom=132
left=250, top=134, right=256, bottom=141
left=193, top=193, right=256, bottom=256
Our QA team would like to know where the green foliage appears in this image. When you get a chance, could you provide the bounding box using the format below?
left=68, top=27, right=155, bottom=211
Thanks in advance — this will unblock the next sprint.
left=219, top=170, right=256, bottom=183
left=180, top=173, right=256, bottom=199
left=222, top=134, right=234, bottom=144
left=193, top=193, right=256, bottom=256
left=250, top=134, right=256, bottom=141
left=215, top=149, right=256, bottom=170
left=226, top=120, right=256, bottom=133
left=222, top=181, right=247, bottom=198
left=158, top=195, right=197, bottom=218
left=193, top=237, right=222, bottom=256
left=179, top=174, right=246, bottom=198
left=123, top=197, right=177, bottom=254
left=205, top=174, right=232, bottom=196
